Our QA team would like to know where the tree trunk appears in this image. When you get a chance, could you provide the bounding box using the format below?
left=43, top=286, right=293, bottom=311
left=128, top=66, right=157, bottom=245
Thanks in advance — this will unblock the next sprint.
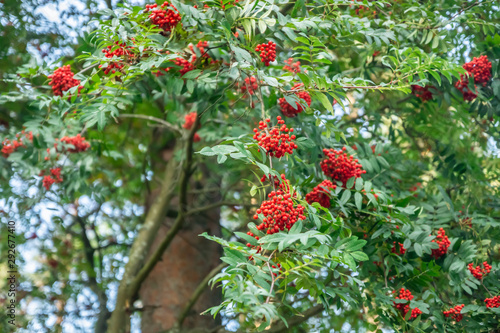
left=139, top=198, right=222, bottom=332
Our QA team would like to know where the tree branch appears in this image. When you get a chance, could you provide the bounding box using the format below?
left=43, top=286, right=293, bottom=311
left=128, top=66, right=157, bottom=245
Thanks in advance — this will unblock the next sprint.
left=108, top=148, right=181, bottom=333
left=127, top=115, right=201, bottom=303
left=119, top=114, right=181, bottom=134
left=267, top=304, right=324, bottom=332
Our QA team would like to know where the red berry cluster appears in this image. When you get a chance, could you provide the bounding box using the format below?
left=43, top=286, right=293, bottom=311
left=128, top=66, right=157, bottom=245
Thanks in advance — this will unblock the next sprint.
left=320, top=147, right=366, bottom=187
left=467, top=261, right=492, bottom=280
left=463, top=55, right=492, bottom=86
left=60, top=134, right=91, bottom=153
left=255, top=41, right=276, bottom=66
left=443, top=304, right=464, bottom=322
left=253, top=116, right=297, bottom=158
left=411, top=85, right=433, bottom=102
left=189, top=41, right=210, bottom=60
left=42, top=168, right=63, bottom=190
left=270, top=263, right=282, bottom=277
left=145, top=2, right=182, bottom=33
left=279, top=83, right=312, bottom=118
left=1, top=131, right=33, bottom=158
left=48, top=65, right=83, bottom=97
left=485, top=296, right=500, bottom=308
left=183, top=112, right=197, bottom=129
left=174, top=57, right=195, bottom=76
left=283, top=58, right=301, bottom=74
left=454, top=78, right=477, bottom=101
left=391, top=242, right=406, bottom=255
left=182, top=112, right=201, bottom=142
left=455, top=55, right=492, bottom=101
left=239, top=76, right=259, bottom=96
left=174, top=41, right=216, bottom=76
left=305, top=180, right=337, bottom=208
left=393, top=288, right=422, bottom=319
left=253, top=190, right=306, bottom=235
left=100, top=41, right=136, bottom=74
left=431, top=228, right=450, bottom=259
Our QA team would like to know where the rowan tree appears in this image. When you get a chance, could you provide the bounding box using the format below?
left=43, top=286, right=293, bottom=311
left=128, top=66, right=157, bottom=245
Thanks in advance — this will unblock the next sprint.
left=1, top=0, right=500, bottom=332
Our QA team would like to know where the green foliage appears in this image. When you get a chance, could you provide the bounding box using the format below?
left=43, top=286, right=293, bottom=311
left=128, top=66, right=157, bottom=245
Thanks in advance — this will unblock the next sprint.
left=1, top=0, right=500, bottom=332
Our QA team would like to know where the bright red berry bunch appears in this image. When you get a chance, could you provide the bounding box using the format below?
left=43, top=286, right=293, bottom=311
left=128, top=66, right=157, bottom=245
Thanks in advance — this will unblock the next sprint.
left=183, top=112, right=197, bottom=130
left=1, top=131, right=33, bottom=158
left=283, top=58, right=301, bottom=74
left=253, top=116, right=297, bottom=158
left=279, top=83, right=312, bottom=118
left=48, top=65, right=83, bottom=97
left=391, top=242, right=406, bottom=255
left=145, top=2, right=182, bottom=33
left=100, top=41, right=136, bottom=74
left=455, top=55, right=492, bottom=101
left=443, top=304, right=464, bottom=322
left=320, top=147, right=366, bottom=187
left=454, top=78, right=477, bottom=101
left=240, top=76, right=259, bottom=96
left=60, top=134, right=90, bottom=153
left=182, top=112, right=201, bottom=142
left=431, top=228, right=450, bottom=259
left=411, top=85, right=433, bottom=102
left=463, top=55, right=492, bottom=86
left=255, top=41, right=276, bottom=66
left=174, top=57, right=195, bottom=76
left=42, top=168, right=63, bottom=190
left=305, top=180, right=336, bottom=208
left=253, top=189, right=306, bottom=235
left=467, top=261, right=492, bottom=280
left=485, top=296, right=500, bottom=308
left=393, top=288, right=422, bottom=319
left=189, top=41, right=210, bottom=60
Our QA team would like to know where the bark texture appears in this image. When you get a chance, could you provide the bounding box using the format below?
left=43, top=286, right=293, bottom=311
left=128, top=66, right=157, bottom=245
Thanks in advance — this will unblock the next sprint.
left=140, top=206, right=222, bottom=332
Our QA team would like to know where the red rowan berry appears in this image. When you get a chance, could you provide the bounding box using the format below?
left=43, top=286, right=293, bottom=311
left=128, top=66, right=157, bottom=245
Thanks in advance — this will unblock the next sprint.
left=253, top=116, right=298, bottom=158
left=411, top=85, right=433, bottom=102
left=101, top=41, right=135, bottom=75
left=255, top=41, right=276, bottom=66
left=43, top=176, right=56, bottom=190
left=283, top=58, right=301, bottom=74
left=1, top=131, right=33, bottom=158
left=50, top=167, right=63, bottom=183
left=391, top=242, right=406, bottom=255
left=393, top=288, right=422, bottom=319
left=305, top=180, right=336, bottom=208
left=444, top=304, right=465, bottom=322
left=48, top=65, right=83, bottom=97
left=145, top=2, right=182, bottom=33
left=183, top=112, right=197, bottom=130
left=320, top=147, right=366, bottom=187
left=463, top=55, right=492, bottom=86
left=279, top=83, right=311, bottom=118
left=485, top=296, right=500, bottom=308
left=59, top=134, right=90, bottom=153
left=239, top=76, right=259, bottom=96
left=431, top=228, right=450, bottom=259
left=467, top=261, right=492, bottom=280
left=455, top=55, right=492, bottom=101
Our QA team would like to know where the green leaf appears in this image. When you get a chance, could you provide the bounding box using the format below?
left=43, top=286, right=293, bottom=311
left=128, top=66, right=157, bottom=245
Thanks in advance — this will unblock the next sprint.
left=314, top=92, right=334, bottom=114
left=354, top=192, right=362, bottom=210
left=351, top=251, right=369, bottom=261
left=414, top=243, right=423, bottom=257
left=343, top=253, right=356, bottom=270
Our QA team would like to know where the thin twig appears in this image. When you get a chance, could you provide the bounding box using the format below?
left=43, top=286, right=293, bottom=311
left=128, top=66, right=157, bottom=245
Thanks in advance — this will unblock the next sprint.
left=119, top=114, right=181, bottom=134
